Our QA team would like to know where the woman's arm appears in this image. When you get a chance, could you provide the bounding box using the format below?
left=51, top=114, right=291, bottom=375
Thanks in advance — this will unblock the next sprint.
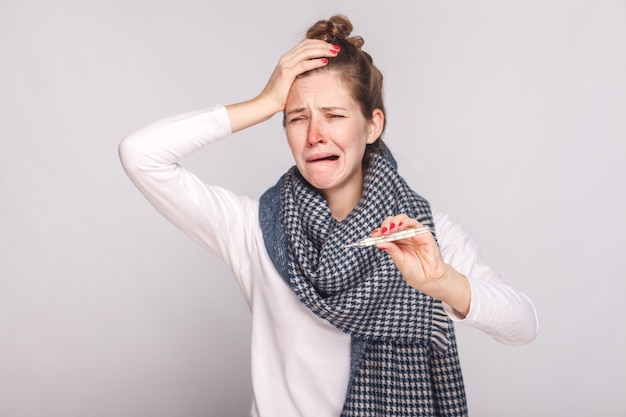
left=118, top=106, right=252, bottom=257
left=374, top=210, right=539, bottom=345
left=434, top=210, right=539, bottom=345
left=118, top=39, right=343, bottom=293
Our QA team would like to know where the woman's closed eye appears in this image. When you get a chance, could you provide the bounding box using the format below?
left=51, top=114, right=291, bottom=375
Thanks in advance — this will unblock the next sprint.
left=288, top=116, right=307, bottom=123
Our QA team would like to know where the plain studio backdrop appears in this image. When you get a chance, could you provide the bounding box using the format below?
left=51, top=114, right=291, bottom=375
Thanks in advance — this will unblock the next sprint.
left=1, top=0, right=625, bottom=416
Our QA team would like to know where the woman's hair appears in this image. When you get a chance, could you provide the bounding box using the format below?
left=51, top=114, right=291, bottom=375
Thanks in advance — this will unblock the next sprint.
left=294, top=15, right=387, bottom=158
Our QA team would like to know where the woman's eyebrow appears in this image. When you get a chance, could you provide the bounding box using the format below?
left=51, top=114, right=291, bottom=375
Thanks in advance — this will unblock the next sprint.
left=319, top=106, right=348, bottom=112
left=285, top=107, right=306, bottom=117
left=286, top=105, right=349, bottom=116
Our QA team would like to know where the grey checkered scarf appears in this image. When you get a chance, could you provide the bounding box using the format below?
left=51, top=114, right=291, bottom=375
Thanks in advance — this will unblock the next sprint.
left=259, top=145, right=467, bottom=416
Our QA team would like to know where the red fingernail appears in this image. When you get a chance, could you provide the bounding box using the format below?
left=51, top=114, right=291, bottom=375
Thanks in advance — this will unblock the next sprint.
left=381, top=227, right=388, bottom=233
left=330, top=49, right=338, bottom=55
left=333, top=45, right=340, bottom=51
left=321, top=58, right=328, bottom=64
left=372, top=228, right=380, bottom=234
left=390, top=223, right=396, bottom=230
left=399, top=222, right=403, bottom=227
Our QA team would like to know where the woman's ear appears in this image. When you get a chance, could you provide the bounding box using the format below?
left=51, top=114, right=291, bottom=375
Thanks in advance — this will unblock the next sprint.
left=366, top=109, right=385, bottom=144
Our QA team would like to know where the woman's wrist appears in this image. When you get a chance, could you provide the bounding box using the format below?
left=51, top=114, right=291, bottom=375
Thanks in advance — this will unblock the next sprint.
left=421, top=265, right=471, bottom=318
left=225, top=95, right=283, bottom=133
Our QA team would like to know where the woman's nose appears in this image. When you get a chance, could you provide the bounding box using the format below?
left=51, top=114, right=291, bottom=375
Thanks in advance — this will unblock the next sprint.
left=306, top=120, right=326, bottom=146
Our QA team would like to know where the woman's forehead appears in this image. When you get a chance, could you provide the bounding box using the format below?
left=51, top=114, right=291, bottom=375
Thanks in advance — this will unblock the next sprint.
left=287, top=72, right=356, bottom=110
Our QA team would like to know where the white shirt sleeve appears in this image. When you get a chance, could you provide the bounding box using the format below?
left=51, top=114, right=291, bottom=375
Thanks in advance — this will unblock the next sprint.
left=118, top=105, right=259, bottom=303
left=433, top=209, right=539, bottom=345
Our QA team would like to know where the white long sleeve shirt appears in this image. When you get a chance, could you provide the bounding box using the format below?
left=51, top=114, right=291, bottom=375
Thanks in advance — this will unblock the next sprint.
left=119, top=105, right=539, bottom=417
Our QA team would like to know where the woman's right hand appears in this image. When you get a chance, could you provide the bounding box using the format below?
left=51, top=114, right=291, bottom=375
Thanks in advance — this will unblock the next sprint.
left=259, top=39, right=339, bottom=113
left=226, top=39, right=340, bottom=133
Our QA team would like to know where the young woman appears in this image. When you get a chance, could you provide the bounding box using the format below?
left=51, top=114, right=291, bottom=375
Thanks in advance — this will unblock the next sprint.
left=120, top=15, right=538, bottom=417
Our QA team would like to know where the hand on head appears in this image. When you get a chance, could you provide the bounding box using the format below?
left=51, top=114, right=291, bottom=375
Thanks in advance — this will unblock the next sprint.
left=258, top=39, right=340, bottom=114
left=226, top=38, right=340, bottom=133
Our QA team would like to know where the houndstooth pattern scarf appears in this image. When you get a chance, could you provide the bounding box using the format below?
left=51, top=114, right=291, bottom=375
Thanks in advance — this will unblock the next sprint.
left=259, top=145, right=467, bottom=416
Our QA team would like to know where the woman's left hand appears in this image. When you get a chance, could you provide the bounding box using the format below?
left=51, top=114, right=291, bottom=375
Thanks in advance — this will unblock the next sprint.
left=373, top=214, right=471, bottom=316
left=373, top=215, right=446, bottom=288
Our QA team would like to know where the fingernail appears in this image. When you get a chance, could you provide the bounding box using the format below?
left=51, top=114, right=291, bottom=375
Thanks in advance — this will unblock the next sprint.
left=399, top=222, right=403, bottom=227
left=390, top=223, right=396, bottom=230
left=381, top=227, right=388, bottom=234
left=372, top=228, right=380, bottom=234
left=332, top=45, right=340, bottom=51
left=330, top=49, right=338, bottom=55
left=321, top=58, right=328, bottom=64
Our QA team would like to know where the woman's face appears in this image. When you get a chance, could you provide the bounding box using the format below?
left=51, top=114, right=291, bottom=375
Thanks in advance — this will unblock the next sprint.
left=284, top=71, right=383, bottom=205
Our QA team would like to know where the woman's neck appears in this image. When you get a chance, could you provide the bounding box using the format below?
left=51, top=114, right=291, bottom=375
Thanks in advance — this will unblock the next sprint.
left=321, top=180, right=363, bottom=222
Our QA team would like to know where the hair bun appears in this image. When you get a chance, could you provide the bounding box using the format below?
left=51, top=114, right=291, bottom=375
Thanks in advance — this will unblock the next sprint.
left=306, top=15, right=364, bottom=49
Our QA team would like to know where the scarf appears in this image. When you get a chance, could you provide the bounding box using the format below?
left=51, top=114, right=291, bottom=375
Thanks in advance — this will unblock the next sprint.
left=259, top=145, right=467, bottom=416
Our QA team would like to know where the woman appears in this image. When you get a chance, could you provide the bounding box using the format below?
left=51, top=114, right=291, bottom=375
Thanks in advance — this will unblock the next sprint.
left=119, top=15, right=538, bottom=417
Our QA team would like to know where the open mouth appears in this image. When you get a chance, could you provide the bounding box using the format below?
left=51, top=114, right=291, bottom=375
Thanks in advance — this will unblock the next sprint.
left=310, top=155, right=339, bottom=162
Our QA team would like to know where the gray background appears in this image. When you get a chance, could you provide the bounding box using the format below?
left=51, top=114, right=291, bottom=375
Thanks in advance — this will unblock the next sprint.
left=1, top=0, right=625, bottom=416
